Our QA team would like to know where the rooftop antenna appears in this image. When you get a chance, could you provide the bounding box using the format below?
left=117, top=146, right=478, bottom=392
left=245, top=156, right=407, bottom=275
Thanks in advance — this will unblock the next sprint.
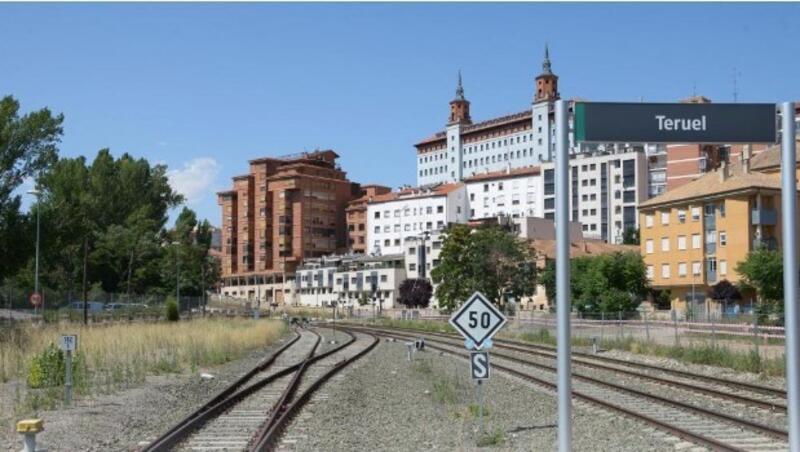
left=692, top=84, right=697, bottom=98
left=733, top=67, right=741, bottom=103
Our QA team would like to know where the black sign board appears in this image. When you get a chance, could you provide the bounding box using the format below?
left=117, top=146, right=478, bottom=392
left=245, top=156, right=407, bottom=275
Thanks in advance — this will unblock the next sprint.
left=470, top=351, right=490, bottom=380
left=574, top=102, right=777, bottom=144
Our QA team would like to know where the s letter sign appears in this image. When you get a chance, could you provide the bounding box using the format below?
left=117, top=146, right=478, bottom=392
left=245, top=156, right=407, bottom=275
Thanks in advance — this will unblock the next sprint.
left=574, top=102, right=777, bottom=144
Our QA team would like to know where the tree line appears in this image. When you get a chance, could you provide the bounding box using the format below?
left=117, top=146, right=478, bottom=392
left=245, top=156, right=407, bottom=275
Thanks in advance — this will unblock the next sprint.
left=1, top=95, right=218, bottom=311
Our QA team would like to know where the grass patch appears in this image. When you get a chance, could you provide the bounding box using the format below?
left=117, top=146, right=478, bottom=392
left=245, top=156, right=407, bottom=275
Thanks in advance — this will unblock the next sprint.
left=1, top=318, right=287, bottom=416
left=468, top=402, right=489, bottom=418
left=476, top=429, right=505, bottom=447
left=432, top=377, right=460, bottom=404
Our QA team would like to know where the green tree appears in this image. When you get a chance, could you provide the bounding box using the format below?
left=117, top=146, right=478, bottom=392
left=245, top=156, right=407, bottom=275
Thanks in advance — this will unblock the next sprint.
left=430, top=225, right=536, bottom=311
left=736, top=248, right=783, bottom=302
left=541, top=251, right=649, bottom=314
left=0, top=96, right=63, bottom=282
left=37, top=150, right=182, bottom=306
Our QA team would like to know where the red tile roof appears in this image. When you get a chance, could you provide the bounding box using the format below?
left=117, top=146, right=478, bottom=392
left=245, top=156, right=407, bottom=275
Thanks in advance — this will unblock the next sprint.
left=464, top=165, right=541, bottom=182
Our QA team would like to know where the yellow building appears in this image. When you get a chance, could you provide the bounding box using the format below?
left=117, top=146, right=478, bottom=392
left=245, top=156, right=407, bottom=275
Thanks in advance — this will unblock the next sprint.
left=638, top=145, right=799, bottom=315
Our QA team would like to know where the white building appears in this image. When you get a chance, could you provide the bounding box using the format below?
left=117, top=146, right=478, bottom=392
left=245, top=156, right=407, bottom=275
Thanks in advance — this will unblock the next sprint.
left=540, top=149, right=648, bottom=243
left=464, top=165, right=543, bottom=219
left=366, top=183, right=467, bottom=256
left=295, top=253, right=406, bottom=309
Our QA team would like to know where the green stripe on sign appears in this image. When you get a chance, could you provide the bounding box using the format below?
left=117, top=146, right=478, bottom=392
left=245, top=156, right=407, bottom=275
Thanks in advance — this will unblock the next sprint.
left=574, top=102, right=585, bottom=142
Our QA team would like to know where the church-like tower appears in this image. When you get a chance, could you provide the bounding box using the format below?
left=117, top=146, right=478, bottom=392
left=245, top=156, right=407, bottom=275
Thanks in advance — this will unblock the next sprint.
left=448, top=70, right=472, bottom=125
left=534, top=44, right=559, bottom=103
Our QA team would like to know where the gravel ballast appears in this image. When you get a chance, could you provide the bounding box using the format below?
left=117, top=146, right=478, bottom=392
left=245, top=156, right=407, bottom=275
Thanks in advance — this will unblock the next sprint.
left=2, top=331, right=297, bottom=452
left=277, top=338, right=677, bottom=451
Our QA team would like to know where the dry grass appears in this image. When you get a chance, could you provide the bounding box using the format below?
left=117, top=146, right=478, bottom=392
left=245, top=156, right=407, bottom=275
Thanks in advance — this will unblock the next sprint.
left=1, top=318, right=287, bottom=394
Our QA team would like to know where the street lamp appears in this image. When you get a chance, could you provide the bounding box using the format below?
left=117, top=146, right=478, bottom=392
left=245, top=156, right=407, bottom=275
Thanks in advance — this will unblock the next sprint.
left=331, top=299, right=338, bottom=344
left=27, top=189, right=42, bottom=316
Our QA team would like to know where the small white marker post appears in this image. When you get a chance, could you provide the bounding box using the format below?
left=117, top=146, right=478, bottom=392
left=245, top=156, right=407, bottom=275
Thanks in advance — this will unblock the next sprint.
left=59, top=334, right=77, bottom=405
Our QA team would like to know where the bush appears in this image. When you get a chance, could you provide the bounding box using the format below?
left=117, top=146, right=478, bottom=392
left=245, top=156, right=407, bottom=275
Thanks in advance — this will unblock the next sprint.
left=165, top=298, right=179, bottom=322
left=28, top=343, right=64, bottom=388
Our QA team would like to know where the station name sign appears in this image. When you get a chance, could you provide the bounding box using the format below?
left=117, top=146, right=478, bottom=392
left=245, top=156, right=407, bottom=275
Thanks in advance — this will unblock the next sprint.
left=574, top=102, right=777, bottom=144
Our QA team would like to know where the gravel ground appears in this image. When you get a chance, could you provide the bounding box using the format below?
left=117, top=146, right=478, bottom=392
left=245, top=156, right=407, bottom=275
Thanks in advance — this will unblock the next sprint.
left=278, top=338, right=678, bottom=452
left=1, top=330, right=297, bottom=452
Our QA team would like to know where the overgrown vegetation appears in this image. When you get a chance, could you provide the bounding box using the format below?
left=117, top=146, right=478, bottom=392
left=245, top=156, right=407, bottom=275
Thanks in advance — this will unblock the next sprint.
left=2, top=319, right=287, bottom=415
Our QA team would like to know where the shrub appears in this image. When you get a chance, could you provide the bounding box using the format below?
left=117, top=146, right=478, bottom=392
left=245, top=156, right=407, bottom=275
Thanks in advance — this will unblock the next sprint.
left=165, top=298, right=179, bottom=322
left=27, top=343, right=64, bottom=388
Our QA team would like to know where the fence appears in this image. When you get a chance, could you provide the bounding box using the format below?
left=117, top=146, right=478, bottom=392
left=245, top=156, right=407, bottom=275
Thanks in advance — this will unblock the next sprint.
left=0, top=286, right=208, bottom=323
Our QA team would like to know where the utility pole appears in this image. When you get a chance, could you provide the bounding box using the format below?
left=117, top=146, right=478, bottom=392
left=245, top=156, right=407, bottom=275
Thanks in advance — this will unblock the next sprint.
left=27, top=189, right=42, bottom=318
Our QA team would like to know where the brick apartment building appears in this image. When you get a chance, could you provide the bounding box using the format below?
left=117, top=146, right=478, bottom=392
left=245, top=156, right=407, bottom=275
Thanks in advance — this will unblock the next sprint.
left=217, top=150, right=361, bottom=303
left=346, top=184, right=391, bottom=254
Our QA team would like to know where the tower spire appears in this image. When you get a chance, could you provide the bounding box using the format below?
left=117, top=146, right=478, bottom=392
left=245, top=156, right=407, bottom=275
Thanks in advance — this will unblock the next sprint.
left=542, top=42, right=552, bottom=75
left=455, top=69, right=465, bottom=101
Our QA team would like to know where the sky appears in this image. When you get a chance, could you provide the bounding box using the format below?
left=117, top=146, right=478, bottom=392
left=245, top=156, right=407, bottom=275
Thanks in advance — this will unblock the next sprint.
left=3, top=2, right=799, bottom=226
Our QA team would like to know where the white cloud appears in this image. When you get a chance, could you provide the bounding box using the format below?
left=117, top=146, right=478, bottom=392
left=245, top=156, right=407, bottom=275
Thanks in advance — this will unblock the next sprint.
left=168, top=157, right=220, bottom=204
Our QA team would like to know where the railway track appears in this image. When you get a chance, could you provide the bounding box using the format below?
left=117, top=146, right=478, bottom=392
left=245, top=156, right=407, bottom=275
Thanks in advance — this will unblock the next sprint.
left=351, top=325, right=789, bottom=452
left=143, top=327, right=377, bottom=452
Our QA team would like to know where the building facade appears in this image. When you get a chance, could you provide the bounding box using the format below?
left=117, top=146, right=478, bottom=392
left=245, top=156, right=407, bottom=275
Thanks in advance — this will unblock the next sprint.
left=295, top=253, right=406, bottom=309
left=366, top=183, right=467, bottom=255
left=217, top=150, right=360, bottom=302
left=540, top=150, right=648, bottom=243
left=639, top=146, right=794, bottom=315
left=346, top=184, right=391, bottom=254
left=464, top=166, right=543, bottom=219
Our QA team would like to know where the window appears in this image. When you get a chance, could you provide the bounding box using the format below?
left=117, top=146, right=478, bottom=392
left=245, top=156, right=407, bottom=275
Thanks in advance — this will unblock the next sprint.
left=706, top=230, right=716, bottom=244
left=374, top=211, right=380, bottom=219
left=677, top=209, right=686, bottom=223
left=426, top=206, right=433, bottom=214
left=393, top=224, right=400, bottom=232
left=645, top=239, right=654, bottom=254
left=437, top=205, right=444, bottom=213
left=374, top=226, right=380, bottom=233
left=661, top=237, right=670, bottom=252
left=719, top=201, right=726, bottom=217
left=409, top=263, right=416, bottom=271
left=692, top=234, right=701, bottom=249
left=380, top=275, right=388, bottom=282
left=661, top=264, right=670, bottom=279
left=408, top=247, right=416, bottom=255
left=720, top=260, right=728, bottom=275
left=719, top=231, right=727, bottom=246
left=383, top=226, right=390, bottom=233
left=661, top=212, right=670, bottom=225
left=691, top=207, right=701, bottom=221
left=678, top=262, right=687, bottom=277
left=678, top=235, right=687, bottom=250
left=484, top=184, right=489, bottom=192
left=646, top=265, right=654, bottom=280
left=692, top=261, right=701, bottom=275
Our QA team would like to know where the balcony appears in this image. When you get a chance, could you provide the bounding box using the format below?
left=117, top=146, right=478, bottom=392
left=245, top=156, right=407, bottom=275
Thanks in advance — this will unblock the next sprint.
left=754, top=237, right=779, bottom=250
left=751, top=209, right=777, bottom=226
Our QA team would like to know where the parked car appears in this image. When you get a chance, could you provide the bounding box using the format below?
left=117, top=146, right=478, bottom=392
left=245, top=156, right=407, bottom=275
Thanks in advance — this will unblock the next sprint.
left=67, top=301, right=105, bottom=313
left=105, top=303, right=149, bottom=312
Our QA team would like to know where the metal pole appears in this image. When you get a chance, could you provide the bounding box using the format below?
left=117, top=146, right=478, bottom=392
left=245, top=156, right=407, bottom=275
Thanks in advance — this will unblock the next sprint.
left=554, top=99, right=571, bottom=452
left=478, top=379, right=484, bottom=435
left=34, top=197, right=40, bottom=317
left=65, top=350, right=73, bottom=405
left=176, top=246, right=180, bottom=311
left=781, top=100, right=799, bottom=452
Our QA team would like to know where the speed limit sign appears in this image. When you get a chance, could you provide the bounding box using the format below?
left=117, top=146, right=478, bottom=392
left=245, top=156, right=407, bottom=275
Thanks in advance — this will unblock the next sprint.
left=449, top=292, right=507, bottom=350
left=29, top=292, right=42, bottom=307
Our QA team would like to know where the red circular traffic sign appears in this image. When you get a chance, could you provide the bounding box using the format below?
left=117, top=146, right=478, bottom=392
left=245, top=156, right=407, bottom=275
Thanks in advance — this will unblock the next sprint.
left=29, top=292, right=42, bottom=307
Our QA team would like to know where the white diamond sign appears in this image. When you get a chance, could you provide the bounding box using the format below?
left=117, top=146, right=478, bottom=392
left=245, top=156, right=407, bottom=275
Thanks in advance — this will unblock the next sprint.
left=449, top=292, right=507, bottom=349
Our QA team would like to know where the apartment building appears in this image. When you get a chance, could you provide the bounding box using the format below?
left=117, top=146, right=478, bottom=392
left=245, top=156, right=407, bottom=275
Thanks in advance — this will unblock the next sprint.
left=294, top=253, right=406, bottom=309
left=346, top=184, right=391, bottom=254
left=415, top=46, right=563, bottom=186
left=217, top=150, right=360, bottom=302
left=366, top=183, right=467, bottom=255
left=464, top=166, right=543, bottom=219
left=639, top=147, right=790, bottom=315
left=540, top=150, right=648, bottom=243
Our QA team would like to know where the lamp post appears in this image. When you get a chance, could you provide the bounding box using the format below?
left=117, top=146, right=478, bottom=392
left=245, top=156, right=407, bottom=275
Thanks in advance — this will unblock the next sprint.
left=331, top=299, right=338, bottom=344
left=27, top=189, right=42, bottom=317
